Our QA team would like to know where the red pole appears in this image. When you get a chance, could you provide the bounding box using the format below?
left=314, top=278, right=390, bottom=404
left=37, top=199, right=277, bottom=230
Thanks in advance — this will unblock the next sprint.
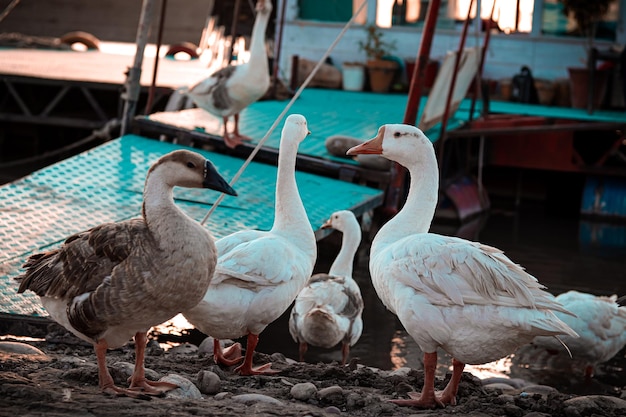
left=383, top=0, right=441, bottom=215
left=436, top=0, right=474, bottom=176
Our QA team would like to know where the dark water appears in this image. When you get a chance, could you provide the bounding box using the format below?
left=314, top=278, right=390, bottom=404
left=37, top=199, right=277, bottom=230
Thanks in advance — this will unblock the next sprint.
left=252, top=200, right=626, bottom=395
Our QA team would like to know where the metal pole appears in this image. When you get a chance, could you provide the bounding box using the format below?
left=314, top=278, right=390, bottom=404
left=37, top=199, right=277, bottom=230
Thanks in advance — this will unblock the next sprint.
left=383, top=0, right=441, bottom=215
left=121, top=0, right=157, bottom=136
left=437, top=0, right=474, bottom=175
left=145, top=0, right=168, bottom=114
left=228, top=0, right=242, bottom=63
left=270, top=0, right=288, bottom=98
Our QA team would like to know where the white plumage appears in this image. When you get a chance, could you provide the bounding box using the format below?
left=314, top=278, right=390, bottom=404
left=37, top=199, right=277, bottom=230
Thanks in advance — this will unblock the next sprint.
left=531, top=290, right=626, bottom=377
left=289, top=210, right=364, bottom=365
left=17, top=150, right=236, bottom=398
left=183, top=114, right=317, bottom=375
left=184, top=0, right=272, bottom=149
left=346, top=124, right=578, bottom=408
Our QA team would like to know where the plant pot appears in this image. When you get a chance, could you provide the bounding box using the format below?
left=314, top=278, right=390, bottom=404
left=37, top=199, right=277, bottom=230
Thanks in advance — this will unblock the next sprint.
left=404, top=59, right=439, bottom=92
left=342, top=63, right=365, bottom=91
left=567, top=67, right=609, bottom=109
left=366, top=59, right=399, bottom=93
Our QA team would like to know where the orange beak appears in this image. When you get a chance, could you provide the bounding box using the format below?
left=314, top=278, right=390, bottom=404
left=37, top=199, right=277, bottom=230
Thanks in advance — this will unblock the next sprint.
left=346, top=126, right=385, bottom=156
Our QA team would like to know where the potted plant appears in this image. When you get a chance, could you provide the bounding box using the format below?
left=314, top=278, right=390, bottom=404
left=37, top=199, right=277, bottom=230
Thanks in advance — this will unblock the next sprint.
left=559, top=0, right=613, bottom=108
left=359, top=25, right=399, bottom=93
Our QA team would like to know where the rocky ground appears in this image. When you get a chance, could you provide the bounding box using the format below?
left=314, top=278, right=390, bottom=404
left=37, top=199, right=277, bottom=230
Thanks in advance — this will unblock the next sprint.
left=1, top=324, right=626, bottom=417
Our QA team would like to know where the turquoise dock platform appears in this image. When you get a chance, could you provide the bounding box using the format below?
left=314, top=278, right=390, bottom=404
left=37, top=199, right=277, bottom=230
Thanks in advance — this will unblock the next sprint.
left=0, top=134, right=383, bottom=319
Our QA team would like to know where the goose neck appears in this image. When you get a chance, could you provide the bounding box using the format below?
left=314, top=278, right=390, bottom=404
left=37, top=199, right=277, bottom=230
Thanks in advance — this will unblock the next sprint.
left=248, top=10, right=269, bottom=65
left=328, top=225, right=360, bottom=278
left=374, top=165, right=438, bottom=249
left=271, top=140, right=310, bottom=236
left=142, top=173, right=187, bottom=241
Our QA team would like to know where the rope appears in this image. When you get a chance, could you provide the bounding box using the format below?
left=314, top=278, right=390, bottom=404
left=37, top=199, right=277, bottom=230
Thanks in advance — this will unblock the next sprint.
left=200, top=0, right=368, bottom=225
left=0, top=0, right=20, bottom=24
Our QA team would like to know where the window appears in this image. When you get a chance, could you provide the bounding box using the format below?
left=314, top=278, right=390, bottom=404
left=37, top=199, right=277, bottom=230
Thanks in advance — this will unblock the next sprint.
left=298, top=0, right=367, bottom=24
left=379, top=0, right=534, bottom=33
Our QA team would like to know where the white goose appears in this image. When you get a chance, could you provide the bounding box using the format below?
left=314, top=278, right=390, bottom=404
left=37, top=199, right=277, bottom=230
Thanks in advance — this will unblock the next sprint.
left=531, top=290, right=626, bottom=378
left=347, top=124, right=578, bottom=409
left=17, top=150, right=236, bottom=398
left=183, top=114, right=317, bottom=375
left=184, top=0, right=272, bottom=149
left=289, top=210, right=364, bottom=365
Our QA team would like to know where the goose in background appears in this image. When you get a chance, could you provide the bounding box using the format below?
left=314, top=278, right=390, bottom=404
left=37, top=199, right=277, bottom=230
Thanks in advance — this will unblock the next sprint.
left=289, top=210, right=364, bottom=365
left=183, top=0, right=272, bottom=149
left=183, top=114, right=317, bottom=375
left=530, top=290, right=626, bottom=378
left=347, top=124, right=578, bottom=408
left=16, top=150, right=236, bottom=398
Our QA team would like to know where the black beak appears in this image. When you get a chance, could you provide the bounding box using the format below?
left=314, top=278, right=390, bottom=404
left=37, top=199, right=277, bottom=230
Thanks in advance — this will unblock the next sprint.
left=203, top=160, right=237, bottom=196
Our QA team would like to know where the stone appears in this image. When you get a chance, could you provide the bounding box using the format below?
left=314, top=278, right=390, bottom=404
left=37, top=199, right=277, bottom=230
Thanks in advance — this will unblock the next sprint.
left=196, top=369, right=221, bottom=395
left=161, top=374, right=202, bottom=399
left=232, top=393, right=283, bottom=406
left=168, top=343, right=198, bottom=355
left=290, top=382, right=318, bottom=401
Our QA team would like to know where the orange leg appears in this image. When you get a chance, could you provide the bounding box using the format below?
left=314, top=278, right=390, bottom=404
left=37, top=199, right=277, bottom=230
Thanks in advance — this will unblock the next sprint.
left=390, top=351, right=443, bottom=408
left=298, top=341, right=308, bottom=362
left=213, top=338, right=244, bottom=366
left=127, top=332, right=178, bottom=395
left=234, top=333, right=280, bottom=376
left=95, top=334, right=172, bottom=400
left=231, top=113, right=253, bottom=143
left=439, top=358, right=465, bottom=406
left=341, top=342, right=350, bottom=365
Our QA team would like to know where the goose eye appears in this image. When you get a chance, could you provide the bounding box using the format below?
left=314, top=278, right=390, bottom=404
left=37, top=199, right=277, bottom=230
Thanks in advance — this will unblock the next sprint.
left=393, top=132, right=401, bottom=138
left=187, top=161, right=196, bottom=169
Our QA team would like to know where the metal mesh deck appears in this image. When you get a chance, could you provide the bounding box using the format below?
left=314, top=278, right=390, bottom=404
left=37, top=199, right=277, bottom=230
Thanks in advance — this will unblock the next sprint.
left=0, top=134, right=383, bottom=318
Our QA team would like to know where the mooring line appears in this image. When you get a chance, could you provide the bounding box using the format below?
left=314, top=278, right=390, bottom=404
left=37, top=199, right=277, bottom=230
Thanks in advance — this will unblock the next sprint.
left=201, top=0, right=368, bottom=225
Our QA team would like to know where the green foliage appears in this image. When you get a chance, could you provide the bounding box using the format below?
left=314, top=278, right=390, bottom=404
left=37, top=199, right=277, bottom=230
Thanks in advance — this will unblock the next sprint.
left=558, top=0, right=613, bottom=38
left=358, top=25, right=397, bottom=60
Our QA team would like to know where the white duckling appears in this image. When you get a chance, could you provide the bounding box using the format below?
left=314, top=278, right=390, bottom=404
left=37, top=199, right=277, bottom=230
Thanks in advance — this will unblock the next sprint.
left=346, top=124, right=578, bottom=409
left=16, top=150, right=237, bottom=398
left=531, top=290, right=626, bottom=378
left=184, top=0, right=272, bottom=149
left=289, top=210, right=364, bottom=365
left=183, top=114, right=317, bottom=375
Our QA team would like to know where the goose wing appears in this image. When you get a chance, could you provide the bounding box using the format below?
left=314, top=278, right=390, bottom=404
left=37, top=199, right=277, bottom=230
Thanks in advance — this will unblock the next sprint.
left=376, top=233, right=571, bottom=314
left=213, top=234, right=311, bottom=289
left=17, top=218, right=149, bottom=300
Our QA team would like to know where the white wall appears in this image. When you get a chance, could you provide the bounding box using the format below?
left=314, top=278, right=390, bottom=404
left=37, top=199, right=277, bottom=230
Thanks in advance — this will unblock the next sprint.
left=276, top=0, right=624, bottom=84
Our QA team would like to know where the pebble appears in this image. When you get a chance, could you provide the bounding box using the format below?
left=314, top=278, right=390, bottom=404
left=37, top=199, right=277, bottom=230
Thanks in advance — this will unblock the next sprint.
left=318, top=385, right=344, bottom=403
left=161, top=374, right=203, bottom=399
left=324, top=406, right=342, bottom=414
left=232, top=393, right=283, bottom=406
left=196, top=370, right=221, bottom=394
left=516, top=384, right=558, bottom=398
left=197, top=337, right=237, bottom=357
left=0, top=341, right=46, bottom=355
left=290, top=382, right=318, bottom=401
left=168, top=343, right=198, bottom=355
left=214, top=392, right=231, bottom=400
left=563, top=395, right=626, bottom=417
left=110, top=361, right=160, bottom=382
left=483, top=382, right=518, bottom=392
left=388, top=367, right=412, bottom=377
left=481, top=377, right=528, bottom=389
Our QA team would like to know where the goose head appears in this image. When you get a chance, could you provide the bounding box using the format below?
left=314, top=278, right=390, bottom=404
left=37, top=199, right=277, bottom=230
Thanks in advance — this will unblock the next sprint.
left=321, top=210, right=356, bottom=233
left=149, top=150, right=237, bottom=195
left=282, top=114, right=311, bottom=145
left=346, top=124, right=434, bottom=169
left=256, top=0, right=273, bottom=15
